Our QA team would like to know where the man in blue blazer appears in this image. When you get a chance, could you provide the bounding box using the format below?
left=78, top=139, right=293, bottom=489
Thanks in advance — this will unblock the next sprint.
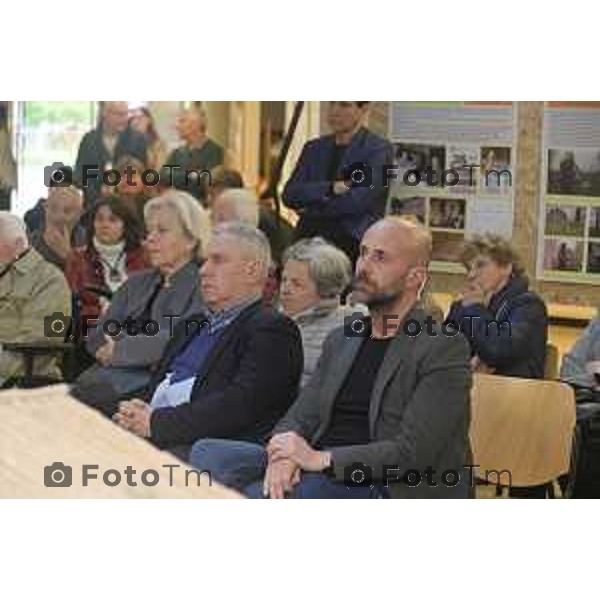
left=283, top=101, right=393, bottom=265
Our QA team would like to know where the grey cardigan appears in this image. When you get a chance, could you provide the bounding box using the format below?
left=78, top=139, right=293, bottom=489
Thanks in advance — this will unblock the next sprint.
left=85, top=260, right=204, bottom=368
left=272, top=307, right=473, bottom=498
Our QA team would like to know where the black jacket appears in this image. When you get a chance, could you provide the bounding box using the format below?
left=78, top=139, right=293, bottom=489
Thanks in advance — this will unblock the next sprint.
left=146, top=301, right=303, bottom=449
left=446, top=275, right=548, bottom=379
left=282, top=127, right=393, bottom=242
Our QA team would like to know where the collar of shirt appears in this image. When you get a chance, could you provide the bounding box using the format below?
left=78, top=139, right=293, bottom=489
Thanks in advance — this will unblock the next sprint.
left=9, top=247, right=36, bottom=275
left=293, top=298, right=341, bottom=324
left=186, top=138, right=208, bottom=152
left=206, top=295, right=261, bottom=333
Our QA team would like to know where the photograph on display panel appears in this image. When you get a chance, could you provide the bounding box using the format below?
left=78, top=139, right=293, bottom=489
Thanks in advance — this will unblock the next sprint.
left=389, top=196, right=427, bottom=224
left=547, top=149, right=600, bottom=197
left=429, top=197, right=466, bottom=230
left=545, top=204, right=587, bottom=237
left=480, top=146, right=512, bottom=193
left=543, top=238, right=584, bottom=272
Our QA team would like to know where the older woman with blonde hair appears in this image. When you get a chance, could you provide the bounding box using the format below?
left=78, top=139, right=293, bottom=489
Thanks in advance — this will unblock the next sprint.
left=74, top=189, right=209, bottom=402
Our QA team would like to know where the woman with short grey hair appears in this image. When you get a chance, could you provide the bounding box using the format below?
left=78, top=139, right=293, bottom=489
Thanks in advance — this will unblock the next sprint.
left=280, top=237, right=353, bottom=386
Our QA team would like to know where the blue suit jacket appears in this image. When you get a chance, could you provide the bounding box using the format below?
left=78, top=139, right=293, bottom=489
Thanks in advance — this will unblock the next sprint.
left=282, top=127, right=393, bottom=241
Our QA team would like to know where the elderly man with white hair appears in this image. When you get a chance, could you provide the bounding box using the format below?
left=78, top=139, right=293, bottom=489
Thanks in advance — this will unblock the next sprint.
left=0, top=212, right=71, bottom=386
left=112, top=222, right=303, bottom=457
left=30, top=185, right=84, bottom=271
left=163, top=107, right=224, bottom=204
left=210, top=187, right=282, bottom=306
left=211, top=188, right=259, bottom=227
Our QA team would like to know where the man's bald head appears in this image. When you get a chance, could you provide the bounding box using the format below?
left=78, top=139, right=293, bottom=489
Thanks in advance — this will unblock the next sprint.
left=0, top=212, right=28, bottom=263
left=352, top=216, right=431, bottom=312
left=369, top=216, right=432, bottom=268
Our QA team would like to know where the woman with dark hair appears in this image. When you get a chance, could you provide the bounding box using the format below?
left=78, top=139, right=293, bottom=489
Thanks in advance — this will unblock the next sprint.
left=65, top=197, right=149, bottom=333
left=129, top=106, right=167, bottom=171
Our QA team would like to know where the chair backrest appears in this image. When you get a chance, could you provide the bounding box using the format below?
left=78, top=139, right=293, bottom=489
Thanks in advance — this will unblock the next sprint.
left=470, top=373, right=576, bottom=487
left=544, top=343, right=559, bottom=380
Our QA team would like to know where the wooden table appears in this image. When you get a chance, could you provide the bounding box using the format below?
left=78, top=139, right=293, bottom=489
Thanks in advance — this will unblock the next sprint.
left=0, top=385, right=240, bottom=499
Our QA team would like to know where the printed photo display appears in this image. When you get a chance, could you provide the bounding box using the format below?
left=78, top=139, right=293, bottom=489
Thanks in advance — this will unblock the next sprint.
left=540, top=102, right=600, bottom=283
left=388, top=102, right=515, bottom=269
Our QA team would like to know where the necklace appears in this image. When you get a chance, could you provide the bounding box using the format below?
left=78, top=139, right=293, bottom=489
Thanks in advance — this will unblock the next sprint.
left=97, top=249, right=125, bottom=283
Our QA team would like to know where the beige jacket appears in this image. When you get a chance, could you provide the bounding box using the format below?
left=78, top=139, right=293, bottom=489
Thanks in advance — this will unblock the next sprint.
left=0, top=248, right=71, bottom=384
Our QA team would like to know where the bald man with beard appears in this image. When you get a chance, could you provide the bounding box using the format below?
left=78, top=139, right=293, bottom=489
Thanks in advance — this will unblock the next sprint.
left=189, top=217, right=473, bottom=499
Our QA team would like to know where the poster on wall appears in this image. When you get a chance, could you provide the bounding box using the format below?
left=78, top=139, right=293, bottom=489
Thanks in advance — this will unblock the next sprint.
left=387, top=102, right=516, bottom=271
left=538, top=102, right=600, bottom=284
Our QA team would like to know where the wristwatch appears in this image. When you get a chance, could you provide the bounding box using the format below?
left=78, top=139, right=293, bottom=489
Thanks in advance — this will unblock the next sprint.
left=322, top=452, right=336, bottom=477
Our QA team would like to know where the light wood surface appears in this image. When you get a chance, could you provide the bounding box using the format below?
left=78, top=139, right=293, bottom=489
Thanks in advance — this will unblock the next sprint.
left=470, top=374, right=576, bottom=487
left=547, top=303, right=597, bottom=322
left=0, top=386, right=240, bottom=499
left=549, top=324, right=583, bottom=366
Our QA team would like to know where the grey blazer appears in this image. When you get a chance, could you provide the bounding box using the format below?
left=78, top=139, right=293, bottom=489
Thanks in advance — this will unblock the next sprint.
left=272, top=307, right=473, bottom=498
left=85, top=260, right=205, bottom=368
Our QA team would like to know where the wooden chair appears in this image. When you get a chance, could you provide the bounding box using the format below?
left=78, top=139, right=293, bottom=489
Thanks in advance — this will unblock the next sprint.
left=470, top=373, right=576, bottom=496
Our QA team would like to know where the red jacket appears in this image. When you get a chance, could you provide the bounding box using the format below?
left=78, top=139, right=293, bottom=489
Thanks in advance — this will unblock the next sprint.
left=65, top=246, right=149, bottom=327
